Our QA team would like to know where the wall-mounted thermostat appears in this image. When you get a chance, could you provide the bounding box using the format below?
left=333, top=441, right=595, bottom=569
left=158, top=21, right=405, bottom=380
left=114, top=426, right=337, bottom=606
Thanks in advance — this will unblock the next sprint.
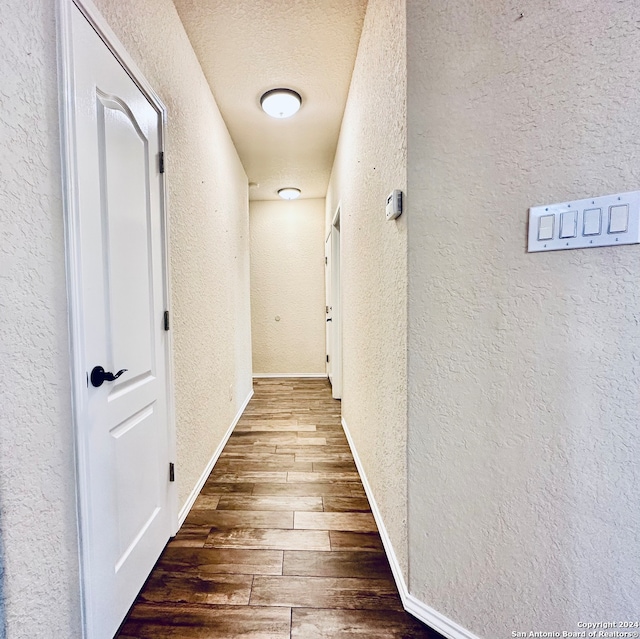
left=386, top=189, right=403, bottom=220
left=528, top=190, right=640, bottom=252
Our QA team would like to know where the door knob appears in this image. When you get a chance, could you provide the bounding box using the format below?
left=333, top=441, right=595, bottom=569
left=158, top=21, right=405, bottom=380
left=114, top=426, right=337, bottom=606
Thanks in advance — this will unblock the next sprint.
left=326, top=318, right=332, bottom=322
left=90, top=366, right=128, bottom=388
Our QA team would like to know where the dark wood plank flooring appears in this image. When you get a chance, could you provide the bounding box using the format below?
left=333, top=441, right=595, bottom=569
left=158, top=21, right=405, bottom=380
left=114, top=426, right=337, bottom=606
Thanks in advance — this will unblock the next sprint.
left=117, top=378, right=442, bottom=638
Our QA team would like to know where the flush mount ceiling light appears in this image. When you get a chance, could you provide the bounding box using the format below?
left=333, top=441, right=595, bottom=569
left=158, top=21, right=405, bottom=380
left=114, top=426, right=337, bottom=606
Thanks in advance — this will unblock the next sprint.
left=260, top=88, right=302, bottom=118
left=278, top=188, right=301, bottom=200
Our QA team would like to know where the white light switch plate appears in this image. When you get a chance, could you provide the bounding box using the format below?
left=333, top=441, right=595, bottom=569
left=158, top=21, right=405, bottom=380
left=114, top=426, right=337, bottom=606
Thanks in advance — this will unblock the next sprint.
left=528, top=191, right=640, bottom=252
left=386, top=190, right=403, bottom=220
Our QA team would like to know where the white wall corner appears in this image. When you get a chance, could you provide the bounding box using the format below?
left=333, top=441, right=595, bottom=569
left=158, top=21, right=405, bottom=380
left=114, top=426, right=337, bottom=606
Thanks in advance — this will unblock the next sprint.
left=341, top=416, right=482, bottom=639
left=177, top=388, right=253, bottom=527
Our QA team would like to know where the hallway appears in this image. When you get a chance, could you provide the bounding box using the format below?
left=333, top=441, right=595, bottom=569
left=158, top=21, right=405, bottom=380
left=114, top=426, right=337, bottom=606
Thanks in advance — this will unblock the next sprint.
left=117, top=379, right=440, bottom=638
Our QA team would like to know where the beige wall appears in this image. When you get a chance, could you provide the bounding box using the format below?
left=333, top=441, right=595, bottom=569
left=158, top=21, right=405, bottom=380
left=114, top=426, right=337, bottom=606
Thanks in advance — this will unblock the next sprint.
left=326, top=0, right=408, bottom=575
left=407, top=1, right=640, bottom=636
left=0, top=0, right=252, bottom=636
left=250, top=199, right=326, bottom=375
left=0, top=2, right=79, bottom=635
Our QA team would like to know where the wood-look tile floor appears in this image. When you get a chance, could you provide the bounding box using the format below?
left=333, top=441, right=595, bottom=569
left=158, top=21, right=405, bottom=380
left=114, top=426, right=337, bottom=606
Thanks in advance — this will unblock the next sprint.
left=117, top=378, right=442, bottom=639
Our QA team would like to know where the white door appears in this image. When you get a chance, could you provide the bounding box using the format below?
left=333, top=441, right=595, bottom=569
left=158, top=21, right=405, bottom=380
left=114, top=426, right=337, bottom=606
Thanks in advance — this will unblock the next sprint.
left=62, top=4, right=173, bottom=638
left=330, top=207, right=342, bottom=400
left=325, top=235, right=332, bottom=381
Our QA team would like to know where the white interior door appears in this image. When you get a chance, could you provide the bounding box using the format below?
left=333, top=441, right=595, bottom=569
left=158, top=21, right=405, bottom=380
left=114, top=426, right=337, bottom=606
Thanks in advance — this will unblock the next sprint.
left=330, top=207, right=342, bottom=400
left=62, top=3, right=173, bottom=638
left=325, top=234, right=332, bottom=381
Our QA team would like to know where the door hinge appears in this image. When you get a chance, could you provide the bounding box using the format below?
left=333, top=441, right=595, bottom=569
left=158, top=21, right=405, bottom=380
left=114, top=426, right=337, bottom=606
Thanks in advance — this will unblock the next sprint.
left=169, top=462, right=175, bottom=482
left=159, top=151, right=165, bottom=174
left=326, top=355, right=330, bottom=363
left=325, top=256, right=327, bottom=265
left=164, top=310, right=170, bottom=331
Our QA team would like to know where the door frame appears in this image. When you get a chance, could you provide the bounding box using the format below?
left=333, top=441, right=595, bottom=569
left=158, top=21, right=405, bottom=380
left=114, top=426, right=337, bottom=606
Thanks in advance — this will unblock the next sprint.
left=57, top=0, right=178, bottom=634
left=330, top=205, right=342, bottom=399
left=324, top=233, right=332, bottom=381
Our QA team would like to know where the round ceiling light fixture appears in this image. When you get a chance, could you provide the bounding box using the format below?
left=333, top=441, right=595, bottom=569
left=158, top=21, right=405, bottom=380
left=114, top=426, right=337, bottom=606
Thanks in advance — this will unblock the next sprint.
left=260, top=88, right=302, bottom=119
left=278, top=188, right=301, bottom=200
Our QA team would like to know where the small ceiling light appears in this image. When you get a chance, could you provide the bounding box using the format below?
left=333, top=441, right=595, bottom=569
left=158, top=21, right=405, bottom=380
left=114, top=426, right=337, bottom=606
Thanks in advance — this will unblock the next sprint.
left=260, top=89, right=302, bottom=119
left=278, top=188, right=301, bottom=200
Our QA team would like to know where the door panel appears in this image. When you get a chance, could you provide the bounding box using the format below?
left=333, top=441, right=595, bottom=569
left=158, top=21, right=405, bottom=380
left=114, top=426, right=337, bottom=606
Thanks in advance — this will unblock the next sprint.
left=111, top=402, right=160, bottom=565
left=98, top=93, right=156, bottom=382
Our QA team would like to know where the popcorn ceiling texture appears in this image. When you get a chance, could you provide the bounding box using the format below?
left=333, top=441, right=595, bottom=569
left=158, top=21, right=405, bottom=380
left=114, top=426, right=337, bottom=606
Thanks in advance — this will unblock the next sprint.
left=250, top=199, right=326, bottom=375
left=326, top=0, right=408, bottom=575
left=172, top=0, right=367, bottom=202
left=0, top=0, right=252, bottom=636
left=407, top=1, right=640, bottom=636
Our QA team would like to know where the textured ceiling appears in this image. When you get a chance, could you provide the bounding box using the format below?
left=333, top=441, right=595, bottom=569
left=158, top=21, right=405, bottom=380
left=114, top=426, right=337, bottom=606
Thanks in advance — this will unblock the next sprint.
left=172, top=0, right=368, bottom=200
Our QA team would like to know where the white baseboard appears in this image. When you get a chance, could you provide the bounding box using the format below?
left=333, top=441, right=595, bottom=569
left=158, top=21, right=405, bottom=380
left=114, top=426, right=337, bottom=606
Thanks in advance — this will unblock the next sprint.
left=340, top=416, right=408, bottom=596
left=253, top=373, right=327, bottom=378
left=177, top=389, right=253, bottom=527
left=341, top=416, right=481, bottom=639
left=404, top=594, right=482, bottom=639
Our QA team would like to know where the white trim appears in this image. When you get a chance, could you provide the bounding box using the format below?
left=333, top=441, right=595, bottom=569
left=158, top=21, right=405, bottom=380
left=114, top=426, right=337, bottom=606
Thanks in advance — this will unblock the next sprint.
left=252, top=373, right=327, bottom=379
left=57, top=1, right=88, bottom=630
left=330, top=206, right=342, bottom=399
left=324, top=235, right=331, bottom=379
left=331, top=201, right=341, bottom=228
left=67, top=0, right=165, bottom=103
left=341, top=416, right=481, bottom=639
left=154, top=32, right=177, bottom=536
left=403, top=595, right=482, bottom=639
left=177, top=389, right=254, bottom=527
left=340, top=417, right=407, bottom=595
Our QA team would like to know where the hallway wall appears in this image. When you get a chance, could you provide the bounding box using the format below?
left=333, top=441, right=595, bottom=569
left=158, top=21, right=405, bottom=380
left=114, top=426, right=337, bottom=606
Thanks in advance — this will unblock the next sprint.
left=0, top=0, right=252, bottom=636
left=1, top=2, right=80, bottom=635
left=250, top=199, right=326, bottom=376
left=326, top=0, right=408, bottom=575
left=407, top=1, right=640, bottom=637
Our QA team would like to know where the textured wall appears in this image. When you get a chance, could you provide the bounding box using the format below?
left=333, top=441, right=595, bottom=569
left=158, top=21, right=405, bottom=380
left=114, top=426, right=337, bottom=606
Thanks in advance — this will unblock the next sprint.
left=326, top=0, right=408, bottom=574
left=0, top=0, right=252, bottom=636
left=0, top=1, right=81, bottom=636
left=250, top=199, right=326, bottom=375
left=407, top=1, right=640, bottom=637
left=0, top=529, right=4, bottom=639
